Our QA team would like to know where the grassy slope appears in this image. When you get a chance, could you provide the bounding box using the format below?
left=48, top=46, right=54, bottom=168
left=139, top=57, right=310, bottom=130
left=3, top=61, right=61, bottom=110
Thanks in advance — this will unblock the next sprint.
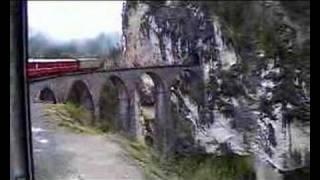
left=44, top=103, right=256, bottom=180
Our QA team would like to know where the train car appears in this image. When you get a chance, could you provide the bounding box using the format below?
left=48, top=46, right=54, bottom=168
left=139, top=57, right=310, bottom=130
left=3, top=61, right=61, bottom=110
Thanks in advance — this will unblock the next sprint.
left=27, top=58, right=79, bottom=78
left=77, top=57, right=103, bottom=71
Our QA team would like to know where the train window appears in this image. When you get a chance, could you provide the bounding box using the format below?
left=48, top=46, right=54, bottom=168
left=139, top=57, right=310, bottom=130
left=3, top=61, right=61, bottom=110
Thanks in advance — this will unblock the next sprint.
left=26, top=1, right=125, bottom=179
left=11, top=1, right=310, bottom=180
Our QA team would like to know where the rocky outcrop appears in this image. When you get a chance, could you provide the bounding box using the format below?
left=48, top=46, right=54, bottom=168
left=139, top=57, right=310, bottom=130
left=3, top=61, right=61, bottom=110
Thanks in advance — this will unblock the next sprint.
left=136, top=73, right=155, bottom=106
left=121, top=0, right=310, bottom=176
left=121, top=1, right=214, bottom=67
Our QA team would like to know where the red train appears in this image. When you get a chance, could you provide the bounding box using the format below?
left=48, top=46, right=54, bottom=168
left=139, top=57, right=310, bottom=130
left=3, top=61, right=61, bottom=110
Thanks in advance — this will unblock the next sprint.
left=27, top=58, right=103, bottom=78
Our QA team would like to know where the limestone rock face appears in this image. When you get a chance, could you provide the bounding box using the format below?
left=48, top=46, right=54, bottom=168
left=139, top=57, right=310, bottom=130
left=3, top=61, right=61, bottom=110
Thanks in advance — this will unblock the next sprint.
left=122, top=0, right=310, bottom=174
left=122, top=1, right=215, bottom=67
left=137, top=73, right=155, bottom=106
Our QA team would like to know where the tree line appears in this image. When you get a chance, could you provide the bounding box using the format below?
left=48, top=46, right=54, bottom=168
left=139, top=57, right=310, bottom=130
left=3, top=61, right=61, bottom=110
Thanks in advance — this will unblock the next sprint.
left=28, top=30, right=122, bottom=60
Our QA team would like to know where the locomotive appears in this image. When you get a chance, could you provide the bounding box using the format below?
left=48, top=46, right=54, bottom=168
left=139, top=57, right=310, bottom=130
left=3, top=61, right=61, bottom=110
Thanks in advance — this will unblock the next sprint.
left=27, top=57, right=103, bottom=78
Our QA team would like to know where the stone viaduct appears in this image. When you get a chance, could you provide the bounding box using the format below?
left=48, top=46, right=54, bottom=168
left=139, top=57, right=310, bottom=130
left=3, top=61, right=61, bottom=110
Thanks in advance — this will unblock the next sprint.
left=29, top=65, right=203, bottom=154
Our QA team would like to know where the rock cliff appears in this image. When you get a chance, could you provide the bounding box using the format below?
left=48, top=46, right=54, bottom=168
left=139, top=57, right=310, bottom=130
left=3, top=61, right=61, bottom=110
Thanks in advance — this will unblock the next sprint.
left=121, top=0, right=310, bottom=176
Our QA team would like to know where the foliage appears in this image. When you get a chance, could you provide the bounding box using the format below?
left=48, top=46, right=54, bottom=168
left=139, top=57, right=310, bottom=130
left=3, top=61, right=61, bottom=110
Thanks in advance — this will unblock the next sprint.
left=107, top=45, right=122, bottom=60
left=99, top=82, right=120, bottom=130
left=28, top=31, right=121, bottom=58
left=280, top=1, right=310, bottom=26
left=44, top=103, right=102, bottom=134
left=44, top=102, right=117, bottom=134
left=283, top=167, right=310, bottom=180
left=116, top=137, right=169, bottom=180
left=63, top=102, right=92, bottom=125
left=204, top=1, right=310, bottom=123
left=171, top=154, right=255, bottom=180
left=213, top=68, right=246, bottom=99
left=170, top=98, right=195, bottom=153
left=117, top=136, right=256, bottom=180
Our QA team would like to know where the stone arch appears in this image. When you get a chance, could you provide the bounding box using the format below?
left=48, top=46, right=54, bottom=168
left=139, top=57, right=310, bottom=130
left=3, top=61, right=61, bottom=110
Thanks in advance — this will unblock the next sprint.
left=38, top=87, right=56, bottom=103
left=98, top=75, right=130, bottom=133
left=110, top=76, right=130, bottom=132
left=144, top=72, right=166, bottom=93
left=135, top=71, right=169, bottom=151
left=66, top=80, right=95, bottom=125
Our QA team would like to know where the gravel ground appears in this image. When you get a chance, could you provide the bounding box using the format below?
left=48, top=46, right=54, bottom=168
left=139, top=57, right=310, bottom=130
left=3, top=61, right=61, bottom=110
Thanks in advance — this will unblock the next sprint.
left=31, top=102, right=145, bottom=180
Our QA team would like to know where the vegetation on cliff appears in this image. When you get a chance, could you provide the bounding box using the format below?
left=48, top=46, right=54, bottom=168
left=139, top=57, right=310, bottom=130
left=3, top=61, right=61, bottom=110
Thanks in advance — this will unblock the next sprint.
left=118, top=138, right=255, bottom=180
